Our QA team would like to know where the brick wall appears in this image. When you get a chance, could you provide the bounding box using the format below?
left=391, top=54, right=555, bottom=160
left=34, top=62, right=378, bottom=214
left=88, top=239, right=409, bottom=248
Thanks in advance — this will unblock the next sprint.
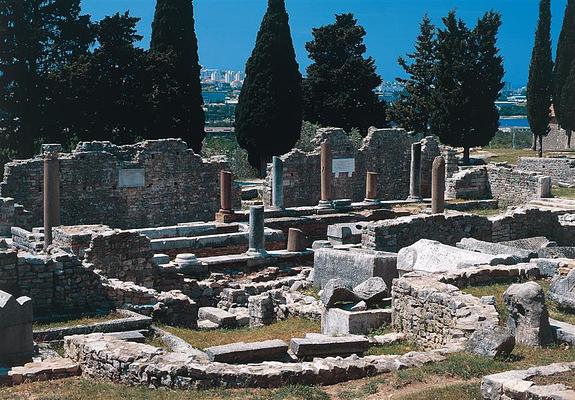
left=487, top=165, right=550, bottom=206
left=517, top=156, right=575, bottom=185
left=0, top=139, right=240, bottom=229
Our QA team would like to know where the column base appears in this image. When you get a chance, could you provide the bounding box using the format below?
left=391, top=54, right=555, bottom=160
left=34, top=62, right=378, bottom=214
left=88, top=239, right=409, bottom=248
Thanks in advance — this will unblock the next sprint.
left=363, top=198, right=381, bottom=205
left=316, top=200, right=334, bottom=210
left=215, top=210, right=238, bottom=223
left=245, top=249, right=269, bottom=258
left=407, top=195, right=423, bottom=202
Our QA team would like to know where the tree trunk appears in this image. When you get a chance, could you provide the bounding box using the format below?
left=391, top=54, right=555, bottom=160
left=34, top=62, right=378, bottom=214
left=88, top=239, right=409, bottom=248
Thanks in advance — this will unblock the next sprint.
left=538, top=135, right=543, bottom=158
left=567, top=130, right=572, bottom=148
left=531, top=133, right=537, bottom=151
left=258, top=154, right=271, bottom=178
left=462, top=147, right=470, bottom=165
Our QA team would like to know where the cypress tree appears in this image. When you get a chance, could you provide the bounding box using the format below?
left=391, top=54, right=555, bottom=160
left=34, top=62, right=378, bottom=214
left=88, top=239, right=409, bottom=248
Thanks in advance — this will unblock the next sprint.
left=527, top=0, right=553, bottom=157
left=561, top=60, right=575, bottom=145
left=302, top=13, right=387, bottom=134
left=554, top=0, right=575, bottom=146
left=150, top=0, right=205, bottom=153
left=235, top=0, right=302, bottom=174
left=390, top=14, right=436, bottom=134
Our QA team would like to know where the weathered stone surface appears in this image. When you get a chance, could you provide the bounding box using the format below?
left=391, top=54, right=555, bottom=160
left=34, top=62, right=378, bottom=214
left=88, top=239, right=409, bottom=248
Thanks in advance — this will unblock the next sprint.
left=504, top=282, right=554, bottom=347
left=465, top=326, right=515, bottom=359
left=499, top=236, right=557, bottom=251
left=205, top=339, right=288, bottom=364
left=320, top=279, right=358, bottom=307
left=549, top=268, right=575, bottom=312
left=313, top=248, right=398, bottom=290
left=327, top=222, right=367, bottom=245
left=456, top=238, right=536, bottom=261
left=538, top=246, right=575, bottom=259
left=198, top=307, right=236, bottom=329
left=248, top=293, right=276, bottom=327
left=0, top=290, right=34, bottom=366
left=397, top=239, right=518, bottom=275
left=321, top=307, right=391, bottom=336
left=353, top=277, right=388, bottom=305
left=289, top=334, right=370, bottom=359
left=198, top=319, right=219, bottom=330
left=152, top=290, right=198, bottom=328
left=350, top=301, right=367, bottom=311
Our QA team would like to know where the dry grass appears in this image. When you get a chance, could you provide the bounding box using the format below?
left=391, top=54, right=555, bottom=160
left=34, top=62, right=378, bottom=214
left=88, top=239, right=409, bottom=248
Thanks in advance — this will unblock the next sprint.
left=33, top=312, right=125, bottom=330
left=554, top=186, right=575, bottom=200
left=479, top=148, right=540, bottom=165
left=463, top=208, right=504, bottom=217
left=532, top=370, right=575, bottom=388
left=162, top=317, right=320, bottom=350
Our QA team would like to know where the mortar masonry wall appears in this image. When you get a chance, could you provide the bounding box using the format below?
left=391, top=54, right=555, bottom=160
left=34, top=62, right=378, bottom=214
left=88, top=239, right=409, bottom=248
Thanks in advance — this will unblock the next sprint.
left=517, top=157, right=575, bottom=185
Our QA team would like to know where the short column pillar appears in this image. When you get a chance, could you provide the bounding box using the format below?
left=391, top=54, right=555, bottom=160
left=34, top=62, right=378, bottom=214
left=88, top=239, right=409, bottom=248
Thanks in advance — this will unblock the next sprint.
left=219, top=170, right=233, bottom=213
left=287, top=228, right=307, bottom=252
left=318, top=141, right=333, bottom=208
left=408, top=142, right=422, bottom=200
left=247, top=206, right=267, bottom=256
left=272, top=156, right=284, bottom=209
left=364, top=172, right=379, bottom=203
left=431, top=156, right=446, bottom=214
left=43, top=145, right=61, bottom=250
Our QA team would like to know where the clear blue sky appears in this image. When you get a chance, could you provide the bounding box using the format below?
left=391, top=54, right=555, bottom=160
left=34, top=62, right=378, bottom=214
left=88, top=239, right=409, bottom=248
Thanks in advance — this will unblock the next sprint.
left=82, top=0, right=567, bottom=86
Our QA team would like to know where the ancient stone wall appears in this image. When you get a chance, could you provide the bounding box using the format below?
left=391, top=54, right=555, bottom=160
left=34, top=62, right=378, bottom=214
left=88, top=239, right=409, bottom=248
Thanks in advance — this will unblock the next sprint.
left=0, top=251, right=108, bottom=317
left=487, top=165, right=551, bottom=206
left=445, top=167, right=490, bottom=200
left=362, top=212, right=492, bottom=252
left=490, top=207, right=566, bottom=244
left=0, top=198, right=32, bottom=236
left=517, top=156, right=575, bottom=185
left=0, top=139, right=239, bottom=229
left=263, top=128, right=434, bottom=207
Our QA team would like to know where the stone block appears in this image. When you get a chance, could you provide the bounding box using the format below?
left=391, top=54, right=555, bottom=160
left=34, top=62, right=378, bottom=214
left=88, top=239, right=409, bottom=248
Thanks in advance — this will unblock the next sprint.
left=327, top=222, right=367, bottom=245
left=456, top=238, right=536, bottom=261
left=248, top=293, right=275, bottom=327
left=198, top=307, right=236, bottom=329
left=465, top=326, right=515, bottom=359
left=320, top=279, right=358, bottom=308
left=289, top=334, right=370, bottom=359
left=152, top=290, right=198, bottom=329
left=0, top=290, right=34, bottom=366
left=321, top=307, right=391, bottom=336
left=550, top=268, right=575, bottom=312
left=313, top=247, right=398, bottom=290
left=353, top=277, right=388, bottom=305
left=205, top=339, right=288, bottom=363
left=499, top=236, right=557, bottom=251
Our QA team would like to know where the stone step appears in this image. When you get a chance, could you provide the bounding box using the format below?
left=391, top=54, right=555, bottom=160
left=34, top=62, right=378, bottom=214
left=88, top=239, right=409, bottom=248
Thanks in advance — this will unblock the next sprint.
left=198, top=307, right=236, bottom=329
left=205, top=339, right=288, bottom=364
left=289, top=334, right=370, bottom=359
left=105, top=330, right=147, bottom=343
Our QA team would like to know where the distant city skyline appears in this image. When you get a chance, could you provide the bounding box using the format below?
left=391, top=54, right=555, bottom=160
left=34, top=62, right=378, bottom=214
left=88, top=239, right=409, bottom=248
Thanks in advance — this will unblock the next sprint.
left=83, top=0, right=568, bottom=86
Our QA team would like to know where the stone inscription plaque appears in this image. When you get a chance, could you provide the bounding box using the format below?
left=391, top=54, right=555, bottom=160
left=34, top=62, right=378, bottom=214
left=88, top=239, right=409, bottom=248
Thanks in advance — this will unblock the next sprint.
left=118, top=169, right=145, bottom=188
left=332, top=158, right=355, bottom=177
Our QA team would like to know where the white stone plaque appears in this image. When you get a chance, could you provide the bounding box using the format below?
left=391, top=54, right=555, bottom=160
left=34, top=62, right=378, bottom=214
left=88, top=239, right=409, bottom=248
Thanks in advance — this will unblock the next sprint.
left=332, top=158, right=355, bottom=177
left=118, top=169, right=145, bottom=188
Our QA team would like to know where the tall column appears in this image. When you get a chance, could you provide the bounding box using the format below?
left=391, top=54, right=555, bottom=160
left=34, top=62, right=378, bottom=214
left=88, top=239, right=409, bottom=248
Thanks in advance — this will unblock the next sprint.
left=319, top=141, right=333, bottom=208
left=219, top=170, right=233, bottom=214
left=272, top=156, right=284, bottom=210
left=247, top=206, right=267, bottom=256
left=43, top=146, right=61, bottom=250
left=364, top=172, right=379, bottom=202
left=431, top=156, right=446, bottom=214
left=408, top=142, right=422, bottom=200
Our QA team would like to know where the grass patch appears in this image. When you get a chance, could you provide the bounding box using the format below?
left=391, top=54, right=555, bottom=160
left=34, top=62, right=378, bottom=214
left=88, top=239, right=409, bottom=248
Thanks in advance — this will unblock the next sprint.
left=33, top=312, right=125, bottom=330
left=365, top=340, right=417, bottom=356
left=300, top=286, right=320, bottom=300
left=395, top=382, right=482, bottom=400
left=162, top=317, right=320, bottom=350
left=481, top=148, right=540, bottom=165
left=463, top=208, right=503, bottom=217
left=531, top=370, right=575, bottom=388
left=554, top=186, right=575, bottom=200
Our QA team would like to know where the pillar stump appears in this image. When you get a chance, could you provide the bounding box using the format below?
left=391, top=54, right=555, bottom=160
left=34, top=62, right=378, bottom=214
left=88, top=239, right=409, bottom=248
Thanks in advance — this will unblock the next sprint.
left=246, top=206, right=268, bottom=257
left=287, top=228, right=307, bottom=252
left=408, top=142, right=422, bottom=201
left=364, top=172, right=379, bottom=203
left=272, top=156, right=284, bottom=210
left=43, top=145, right=61, bottom=250
left=215, top=170, right=236, bottom=223
left=431, top=156, right=446, bottom=214
left=318, top=141, right=333, bottom=209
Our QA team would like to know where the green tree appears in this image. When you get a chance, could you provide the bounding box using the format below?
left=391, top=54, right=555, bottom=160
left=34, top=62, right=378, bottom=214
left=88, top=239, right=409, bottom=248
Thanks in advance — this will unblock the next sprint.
left=150, top=0, right=205, bottom=153
left=554, top=0, right=575, bottom=147
left=235, top=0, right=302, bottom=174
left=0, top=0, right=94, bottom=157
left=390, top=15, right=436, bottom=134
left=560, top=61, right=575, bottom=146
left=527, top=0, right=553, bottom=157
left=302, top=13, right=387, bottom=134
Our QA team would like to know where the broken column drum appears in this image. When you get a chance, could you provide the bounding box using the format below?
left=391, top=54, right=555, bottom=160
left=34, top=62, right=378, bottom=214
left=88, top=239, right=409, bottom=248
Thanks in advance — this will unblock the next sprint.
left=43, top=145, right=61, bottom=249
left=319, top=141, right=333, bottom=208
left=287, top=228, right=307, bottom=252
left=272, top=156, right=284, bottom=209
left=408, top=142, right=422, bottom=200
left=365, top=172, right=379, bottom=202
left=247, top=206, right=267, bottom=256
left=431, top=156, right=446, bottom=214
left=219, top=170, right=233, bottom=214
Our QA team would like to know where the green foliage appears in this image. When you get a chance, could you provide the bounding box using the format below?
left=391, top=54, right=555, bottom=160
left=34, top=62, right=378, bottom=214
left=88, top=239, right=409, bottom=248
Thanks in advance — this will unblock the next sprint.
left=235, top=0, right=303, bottom=172
left=294, top=121, right=320, bottom=152
left=201, top=134, right=258, bottom=179
left=390, top=15, right=436, bottom=133
left=554, top=0, right=575, bottom=128
left=527, top=0, right=553, bottom=155
left=150, top=0, right=205, bottom=153
left=303, top=14, right=387, bottom=134
left=560, top=59, right=575, bottom=136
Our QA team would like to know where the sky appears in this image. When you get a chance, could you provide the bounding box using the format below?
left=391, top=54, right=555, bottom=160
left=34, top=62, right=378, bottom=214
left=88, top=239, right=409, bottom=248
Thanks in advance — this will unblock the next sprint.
left=82, top=0, right=568, bottom=87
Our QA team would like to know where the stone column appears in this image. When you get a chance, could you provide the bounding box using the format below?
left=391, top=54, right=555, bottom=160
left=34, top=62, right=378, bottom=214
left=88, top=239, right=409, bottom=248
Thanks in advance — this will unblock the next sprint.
left=364, top=172, right=378, bottom=202
left=43, top=145, right=61, bottom=250
left=247, top=206, right=267, bottom=256
left=408, top=142, right=422, bottom=200
left=219, top=170, right=233, bottom=214
left=318, top=141, right=333, bottom=208
left=287, top=228, right=307, bottom=252
left=272, top=156, right=284, bottom=209
left=431, top=156, right=446, bottom=214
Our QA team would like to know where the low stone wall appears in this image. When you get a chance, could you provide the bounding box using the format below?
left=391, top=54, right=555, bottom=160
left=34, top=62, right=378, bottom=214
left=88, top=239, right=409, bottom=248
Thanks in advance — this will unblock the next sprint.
left=517, top=156, right=575, bottom=185
left=0, top=197, right=31, bottom=236
left=362, top=212, right=492, bottom=252
left=487, top=165, right=551, bottom=206
left=391, top=274, right=499, bottom=349
left=490, top=207, right=566, bottom=244
left=446, top=167, right=490, bottom=200
left=0, top=251, right=108, bottom=317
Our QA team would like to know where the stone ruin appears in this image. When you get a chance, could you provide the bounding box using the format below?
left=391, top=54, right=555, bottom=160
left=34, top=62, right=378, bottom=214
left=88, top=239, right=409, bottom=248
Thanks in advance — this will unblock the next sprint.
left=2, top=129, right=575, bottom=399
